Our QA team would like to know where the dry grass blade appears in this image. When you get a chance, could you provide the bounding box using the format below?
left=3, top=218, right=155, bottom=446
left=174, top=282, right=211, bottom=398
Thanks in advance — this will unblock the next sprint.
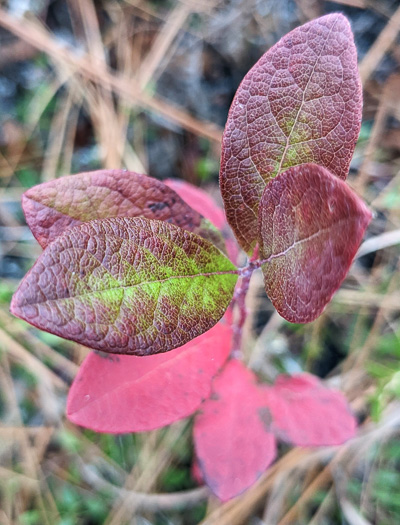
left=328, top=0, right=366, bottom=7
left=354, top=74, right=399, bottom=194
left=104, top=422, right=192, bottom=524
left=41, top=89, right=76, bottom=181
left=0, top=353, right=60, bottom=523
left=0, top=327, right=66, bottom=390
left=332, top=290, right=400, bottom=311
left=339, top=498, right=373, bottom=525
left=0, top=310, right=79, bottom=381
left=80, top=462, right=209, bottom=512
left=359, top=4, right=400, bottom=83
left=138, top=2, right=191, bottom=88
left=0, top=8, right=223, bottom=143
left=357, top=229, right=400, bottom=258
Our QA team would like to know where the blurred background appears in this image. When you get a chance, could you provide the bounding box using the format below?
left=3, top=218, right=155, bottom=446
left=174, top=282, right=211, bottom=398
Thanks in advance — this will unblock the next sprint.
left=1, top=0, right=400, bottom=523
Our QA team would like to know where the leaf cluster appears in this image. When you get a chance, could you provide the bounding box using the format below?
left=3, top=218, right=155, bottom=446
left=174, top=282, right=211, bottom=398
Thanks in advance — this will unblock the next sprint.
left=10, top=13, right=372, bottom=500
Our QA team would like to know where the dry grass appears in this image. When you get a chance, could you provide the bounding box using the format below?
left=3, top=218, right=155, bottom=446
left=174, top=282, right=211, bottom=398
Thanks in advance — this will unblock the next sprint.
left=1, top=0, right=400, bottom=524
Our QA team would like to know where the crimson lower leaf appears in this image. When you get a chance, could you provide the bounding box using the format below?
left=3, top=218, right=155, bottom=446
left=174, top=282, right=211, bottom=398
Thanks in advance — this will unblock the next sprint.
left=193, top=360, right=276, bottom=501
left=67, top=316, right=232, bottom=433
left=262, top=373, right=357, bottom=446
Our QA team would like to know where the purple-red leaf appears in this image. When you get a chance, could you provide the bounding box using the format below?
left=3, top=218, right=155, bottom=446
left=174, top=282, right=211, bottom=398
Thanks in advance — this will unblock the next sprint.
left=67, top=318, right=232, bottom=433
left=11, top=217, right=237, bottom=355
left=22, top=169, right=224, bottom=250
left=220, top=14, right=362, bottom=253
left=262, top=373, right=357, bottom=446
left=193, top=360, right=276, bottom=501
left=258, top=164, right=371, bottom=323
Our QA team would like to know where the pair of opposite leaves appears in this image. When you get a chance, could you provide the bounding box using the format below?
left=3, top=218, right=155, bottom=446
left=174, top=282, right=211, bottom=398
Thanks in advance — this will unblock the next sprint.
left=11, top=14, right=371, bottom=355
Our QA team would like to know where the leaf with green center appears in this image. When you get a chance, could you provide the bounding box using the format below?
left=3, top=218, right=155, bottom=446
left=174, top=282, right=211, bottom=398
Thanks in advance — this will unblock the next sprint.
left=22, top=169, right=224, bottom=251
left=220, top=13, right=362, bottom=253
left=258, top=163, right=371, bottom=323
left=10, top=217, right=238, bottom=355
left=66, top=316, right=232, bottom=433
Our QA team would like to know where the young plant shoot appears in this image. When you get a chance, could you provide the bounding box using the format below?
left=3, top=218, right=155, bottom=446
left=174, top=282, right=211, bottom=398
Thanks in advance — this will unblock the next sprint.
left=11, top=13, right=371, bottom=500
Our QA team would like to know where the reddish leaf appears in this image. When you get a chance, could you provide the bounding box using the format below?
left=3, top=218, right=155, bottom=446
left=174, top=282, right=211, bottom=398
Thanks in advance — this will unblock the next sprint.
left=220, top=14, right=362, bottom=253
left=165, top=178, right=240, bottom=263
left=262, top=373, right=357, bottom=446
left=67, top=318, right=232, bottom=433
left=11, top=217, right=238, bottom=355
left=22, top=169, right=224, bottom=250
left=193, top=360, right=276, bottom=501
left=191, top=458, right=204, bottom=485
left=164, top=178, right=226, bottom=229
left=258, top=164, right=371, bottom=323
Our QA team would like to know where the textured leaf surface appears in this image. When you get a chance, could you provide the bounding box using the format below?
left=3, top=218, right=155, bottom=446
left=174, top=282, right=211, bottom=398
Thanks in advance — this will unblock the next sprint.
left=11, top=217, right=238, bottom=355
left=220, top=14, right=362, bottom=253
left=165, top=178, right=240, bottom=263
left=22, top=169, right=223, bottom=250
left=67, top=317, right=232, bottom=433
left=262, top=373, right=357, bottom=446
left=258, top=164, right=371, bottom=323
left=193, top=360, right=276, bottom=501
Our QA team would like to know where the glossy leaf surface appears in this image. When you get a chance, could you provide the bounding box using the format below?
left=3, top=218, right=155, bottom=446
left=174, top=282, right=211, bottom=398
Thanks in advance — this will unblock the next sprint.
left=194, top=360, right=276, bottom=501
left=22, top=169, right=223, bottom=250
left=220, top=14, right=362, bottom=253
left=67, top=317, right=232, bottom=433
left=263, top=373, right=357, bottom=446
left=11, top=217, right=238, bottom=355
left=258, top=164, right=371, bottom=323
left=165, top=178, right=239, bottom=263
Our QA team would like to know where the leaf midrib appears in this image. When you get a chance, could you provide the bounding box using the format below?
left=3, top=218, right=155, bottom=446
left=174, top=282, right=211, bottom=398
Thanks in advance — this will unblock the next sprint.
left=25, top=269, right=239, bottom=306
left=276, top=18, right=338, bottom=176
left=264, top=217, right=356, bottom=263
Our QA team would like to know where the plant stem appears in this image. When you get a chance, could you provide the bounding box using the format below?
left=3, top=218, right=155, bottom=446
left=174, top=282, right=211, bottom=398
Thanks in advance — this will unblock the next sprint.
left=232, top=247, right=263, bottom=357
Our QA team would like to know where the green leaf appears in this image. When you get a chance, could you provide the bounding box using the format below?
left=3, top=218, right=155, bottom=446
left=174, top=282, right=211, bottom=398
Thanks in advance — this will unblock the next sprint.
left=11, top=217, right=238, bottom=355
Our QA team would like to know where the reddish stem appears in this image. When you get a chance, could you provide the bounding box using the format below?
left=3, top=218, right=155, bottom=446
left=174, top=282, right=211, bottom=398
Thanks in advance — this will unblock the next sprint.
left=231, top=247, right=262, bottom=358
